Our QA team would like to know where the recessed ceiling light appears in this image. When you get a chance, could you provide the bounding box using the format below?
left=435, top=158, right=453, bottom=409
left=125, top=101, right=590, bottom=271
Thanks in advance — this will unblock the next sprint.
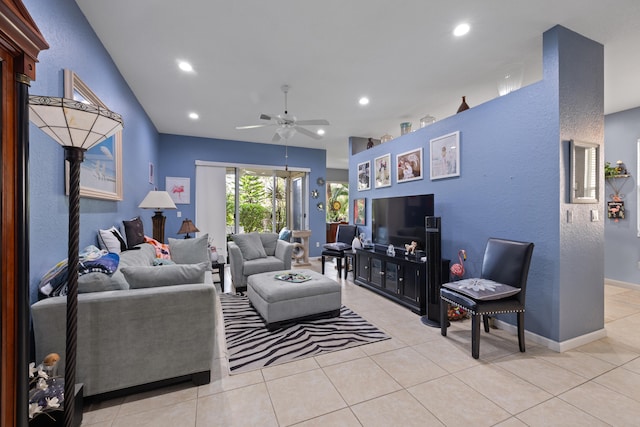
left=188, top=112, right=199, bottom=120
left=178, top=61, right=194, bottom=72
left=359, top=97, right=370, bottom=106
left=317, top=129, right=325, bottom=136
left=453, top=23, right=470, bottom=37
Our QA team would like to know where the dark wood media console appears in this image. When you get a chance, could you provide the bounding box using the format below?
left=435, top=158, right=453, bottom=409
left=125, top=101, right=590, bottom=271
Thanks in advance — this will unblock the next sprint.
left=354, top=248, right=449, bottom=315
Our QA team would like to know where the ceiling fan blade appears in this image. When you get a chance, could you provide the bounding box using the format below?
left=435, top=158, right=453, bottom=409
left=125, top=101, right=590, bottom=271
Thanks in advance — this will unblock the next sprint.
left=295, top=119, right=330, bottom=126
left=235, top=123, right=273, bottom=130
left=295, top=126, right=322, bottom=139
left=272, top=132, right=282, bottom=142
left=260, top=113, right=279, bottom=121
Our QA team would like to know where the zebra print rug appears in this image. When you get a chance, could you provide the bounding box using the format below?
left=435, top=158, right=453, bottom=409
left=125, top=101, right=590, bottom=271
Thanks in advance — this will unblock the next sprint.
left=219, top=293, right=390, bottom=374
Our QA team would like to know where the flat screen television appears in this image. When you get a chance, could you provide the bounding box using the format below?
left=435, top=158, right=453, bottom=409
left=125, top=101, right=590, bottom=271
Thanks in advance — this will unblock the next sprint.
left=372, top=194, right=434, bottom=251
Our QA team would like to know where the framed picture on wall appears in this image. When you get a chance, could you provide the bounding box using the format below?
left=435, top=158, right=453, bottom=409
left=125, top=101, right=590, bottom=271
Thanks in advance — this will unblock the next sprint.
left=64, top=69, right=123, bottom=200
left=374, top=154, right=391, bottom=188
left=357, top=161, right=370, bottom=191
left=396, top=148, right=423, bottom=183
left=166, top=176, right=190, bottom=204
left=354, top=198, right=366, bottom=225
left=430, top=131, right=460, bottom=180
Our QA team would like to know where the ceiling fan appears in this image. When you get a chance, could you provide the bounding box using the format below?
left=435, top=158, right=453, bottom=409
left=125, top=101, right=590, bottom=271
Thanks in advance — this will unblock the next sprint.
left=236, top=85, right=330, bottom=142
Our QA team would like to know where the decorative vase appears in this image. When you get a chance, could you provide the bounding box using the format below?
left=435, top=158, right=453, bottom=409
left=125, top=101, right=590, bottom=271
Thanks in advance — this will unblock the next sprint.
left=456, top=96, right=470, bottom=113
left=420, top=115, right=435, bottom=128
left=400, top=122, right=412, bottom=135
left=352, top=236, right=362, bottom=249
left=380, top=133, right=393, bottom=143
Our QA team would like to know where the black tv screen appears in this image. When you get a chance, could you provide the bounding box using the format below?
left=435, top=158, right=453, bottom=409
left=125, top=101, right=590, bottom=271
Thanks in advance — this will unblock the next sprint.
left=372, top=194, right=434, bottom=251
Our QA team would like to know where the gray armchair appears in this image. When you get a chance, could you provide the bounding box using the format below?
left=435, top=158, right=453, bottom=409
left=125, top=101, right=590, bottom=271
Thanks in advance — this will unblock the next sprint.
left=228, top=232, right=295, bottom=292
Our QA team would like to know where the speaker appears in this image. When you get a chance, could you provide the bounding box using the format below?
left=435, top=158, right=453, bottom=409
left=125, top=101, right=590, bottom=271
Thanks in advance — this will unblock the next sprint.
left=421, top=216, right=445, bottom=327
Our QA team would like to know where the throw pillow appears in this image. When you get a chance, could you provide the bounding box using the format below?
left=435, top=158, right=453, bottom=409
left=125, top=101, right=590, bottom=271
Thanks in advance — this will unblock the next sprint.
left=232, top=233, right=267, bottom=260
left=278, top=227, right=292, bottom=241
left=442, top=278, right=521, bottom=301
left=259, top=232, right=278, bottom=256
left=123, top=217, right=145, bottom=248
left=97, top=226, right=127, bottom=253
left=121, top=262, right=208, bottom=289
left=144, top=236, right=171, bottom=259
left=168, top=234, right=210, bottom=266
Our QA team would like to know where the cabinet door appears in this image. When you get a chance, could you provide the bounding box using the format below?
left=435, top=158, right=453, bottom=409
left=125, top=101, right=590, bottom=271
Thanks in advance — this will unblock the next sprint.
left=370, top=257, right=383, bottom=287
left=401, top=263, right=420, bottom=303
left=356, top=252, right=370, bottom=282
left=384, top=261, right=400, bottom=294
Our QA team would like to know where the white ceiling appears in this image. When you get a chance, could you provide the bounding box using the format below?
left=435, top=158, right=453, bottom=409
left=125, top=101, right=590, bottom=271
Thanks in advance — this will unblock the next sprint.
left=76, top=0, right=640, bottom=170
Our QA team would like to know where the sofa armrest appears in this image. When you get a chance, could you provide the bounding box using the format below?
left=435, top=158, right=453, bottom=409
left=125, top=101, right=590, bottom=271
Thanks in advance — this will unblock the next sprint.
left=227, top=241, right=244, bottom=286
left=275, top=240, right=295, bottom=269
left=31, top=284, right=215, bottom=396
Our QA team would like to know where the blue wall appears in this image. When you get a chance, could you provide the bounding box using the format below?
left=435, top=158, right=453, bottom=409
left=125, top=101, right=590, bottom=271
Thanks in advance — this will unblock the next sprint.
left=26, top=0, right=160, bottom=302
left=349, top=26, right=604, bottom=344
left=604, top=107, right=640, bottom=284
left=158, top=134, right=327, bottom=257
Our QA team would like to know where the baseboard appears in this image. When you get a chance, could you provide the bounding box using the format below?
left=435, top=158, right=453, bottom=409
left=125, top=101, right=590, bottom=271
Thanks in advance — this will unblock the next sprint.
left=605, top=278, right=640, bottom=291
left=493, top=319, right=607, bottom=353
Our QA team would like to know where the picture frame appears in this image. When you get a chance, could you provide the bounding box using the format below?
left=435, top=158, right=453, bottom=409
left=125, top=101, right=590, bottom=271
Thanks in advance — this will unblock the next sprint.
left=357, top=161, right=371, bottom=191
left=64, top=69, right=123, bottom=200
left=354, top=198, right=366, bottom=225
left=396, top=148, right=423, bottom=183
left=374, top=154, right=392, bottom=188
left=430, top=131, right=460, bottom=180
left=166, top=176, right=191, bottom=204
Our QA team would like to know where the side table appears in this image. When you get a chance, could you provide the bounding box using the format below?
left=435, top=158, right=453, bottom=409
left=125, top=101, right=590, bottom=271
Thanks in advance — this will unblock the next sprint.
left=211, top=261, right=225, bottom=285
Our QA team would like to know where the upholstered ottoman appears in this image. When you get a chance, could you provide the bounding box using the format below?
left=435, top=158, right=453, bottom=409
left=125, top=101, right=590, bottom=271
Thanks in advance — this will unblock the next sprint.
left=247, top=269, right=342, bottom=330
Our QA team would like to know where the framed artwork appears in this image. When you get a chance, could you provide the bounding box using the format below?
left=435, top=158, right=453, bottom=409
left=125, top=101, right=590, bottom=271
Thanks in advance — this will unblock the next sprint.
left=374, top=154, right=391, bottom=188
left=166, top=176, right=190, bottom=204
left=64, top=69, right=123, bottom=200
left=354, top=198, right=366, bottom=225
left=396, top=148, right=423, bottom=183
left=357, top=161, right=371, bottom=191
left=430, top=131, right=460, bottom=180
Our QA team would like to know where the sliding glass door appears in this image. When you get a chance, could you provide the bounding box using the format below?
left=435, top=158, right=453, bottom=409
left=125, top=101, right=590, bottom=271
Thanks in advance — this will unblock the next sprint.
left=225, top=166, right=308, bottom=236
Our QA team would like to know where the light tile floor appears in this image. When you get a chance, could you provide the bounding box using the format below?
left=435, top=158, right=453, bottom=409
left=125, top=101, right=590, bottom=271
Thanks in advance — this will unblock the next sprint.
left=82, top=260, right=640, bottom=426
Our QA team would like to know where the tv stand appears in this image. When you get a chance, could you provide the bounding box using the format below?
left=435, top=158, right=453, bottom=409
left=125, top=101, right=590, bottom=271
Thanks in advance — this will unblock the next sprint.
left=354, top=248, right=449, bottom=315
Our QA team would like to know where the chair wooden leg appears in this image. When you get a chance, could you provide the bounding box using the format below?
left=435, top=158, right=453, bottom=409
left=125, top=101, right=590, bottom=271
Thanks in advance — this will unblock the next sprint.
left=321, top=256, right=326, bottom=274
left=336, top=258, right=342, bottom=277
left=471, top=314, right=481, bottom=359
left=517, top=311, right=526, bottom=352
left=483, top=315, right=490, bottom=333
left=440, top=299, right=448, bottom=336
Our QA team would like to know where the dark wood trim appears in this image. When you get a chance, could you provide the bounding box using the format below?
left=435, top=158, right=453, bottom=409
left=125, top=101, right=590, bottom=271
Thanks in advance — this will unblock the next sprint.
left=0, top=1, right=48, bottom=426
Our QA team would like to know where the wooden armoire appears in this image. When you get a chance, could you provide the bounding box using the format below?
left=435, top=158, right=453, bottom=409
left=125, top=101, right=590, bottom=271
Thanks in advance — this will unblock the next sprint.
left=0, top=1, right=48, bottom=426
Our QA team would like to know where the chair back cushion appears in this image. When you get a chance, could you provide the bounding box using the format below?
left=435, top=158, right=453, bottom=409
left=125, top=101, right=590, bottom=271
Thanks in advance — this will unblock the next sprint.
left=232, top=233, right=267, bottom=260
left=259, top=232, right=279, bottom=256
left=335, top=225, right=357, bottom=244
left=481, top=238, right=534, bottom=302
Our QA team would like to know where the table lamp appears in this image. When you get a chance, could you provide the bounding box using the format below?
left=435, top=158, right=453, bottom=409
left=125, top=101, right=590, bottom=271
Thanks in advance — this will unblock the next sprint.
left=177, top=219, right=199, bottom=238
left=138, top=190, right=177, bottom=243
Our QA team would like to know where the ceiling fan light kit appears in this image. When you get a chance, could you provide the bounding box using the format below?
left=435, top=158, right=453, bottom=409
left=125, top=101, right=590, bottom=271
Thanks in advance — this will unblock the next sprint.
left=236, top=84, right=330, bottom=143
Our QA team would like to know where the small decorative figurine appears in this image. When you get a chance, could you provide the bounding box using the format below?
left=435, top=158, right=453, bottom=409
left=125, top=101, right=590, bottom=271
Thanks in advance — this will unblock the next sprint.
left=386, top=244, right=396, bottom=257
left=404, top=241, right=418, bottom=255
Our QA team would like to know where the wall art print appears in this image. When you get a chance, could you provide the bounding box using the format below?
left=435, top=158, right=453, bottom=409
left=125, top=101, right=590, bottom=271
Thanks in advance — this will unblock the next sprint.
left=374, top=154, right=391, bottom=188
left=166, top=176, right=190, bottom=204
left=430, top=131, right=460, bottom=180
left=357, top=161, right=371, bottom=191
left=396, top=147, right=423, bottom=183
left=64, top=69, right=123, bottom=200
left=354, top=198, right=366, bottom=225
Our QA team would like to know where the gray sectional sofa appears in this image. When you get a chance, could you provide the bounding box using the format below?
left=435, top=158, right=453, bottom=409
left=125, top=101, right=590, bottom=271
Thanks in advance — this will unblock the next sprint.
left=31, top=239, right=215, bottom=397
left=228, top=232, right=295, bottom=291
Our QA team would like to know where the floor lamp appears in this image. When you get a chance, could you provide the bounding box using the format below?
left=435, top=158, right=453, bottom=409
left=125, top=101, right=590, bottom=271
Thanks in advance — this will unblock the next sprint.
left=139, top=191, right=177, bottom=243
left=29, top=96, right=123, bottom=427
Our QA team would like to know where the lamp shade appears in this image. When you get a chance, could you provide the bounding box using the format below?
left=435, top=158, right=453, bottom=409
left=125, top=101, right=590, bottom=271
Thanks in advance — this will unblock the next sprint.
left=138, top=191, right=177, bottom=210
left=29, top=95, right=123, bottom=149
left=178, top=219, right=199, bottom=235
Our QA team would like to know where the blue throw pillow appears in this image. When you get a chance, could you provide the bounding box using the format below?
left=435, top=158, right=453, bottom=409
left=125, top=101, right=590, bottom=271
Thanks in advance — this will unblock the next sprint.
left=278, top=227, right=291, bottom=241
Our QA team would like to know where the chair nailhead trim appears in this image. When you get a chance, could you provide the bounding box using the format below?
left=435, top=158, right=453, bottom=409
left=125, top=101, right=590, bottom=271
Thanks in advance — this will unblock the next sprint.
left=441, top=297, right=524, bottom=316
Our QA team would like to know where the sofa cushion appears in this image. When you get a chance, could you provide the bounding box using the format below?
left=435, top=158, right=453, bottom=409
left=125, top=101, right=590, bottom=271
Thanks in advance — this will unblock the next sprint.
left=169, top=234, right=209, bottom=267
left=233, top=233, right=267, bottom=260
left=243, top=256, right=285, bottom=276
left=121, top=262, right=209, bottom=289
left=123, top=217, right=145, bottom=247
left=97, top=226, right=127, bottom=253
left=78, top=272, right=125, bottom=293
left=259, top=232, right=279, bottom=256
